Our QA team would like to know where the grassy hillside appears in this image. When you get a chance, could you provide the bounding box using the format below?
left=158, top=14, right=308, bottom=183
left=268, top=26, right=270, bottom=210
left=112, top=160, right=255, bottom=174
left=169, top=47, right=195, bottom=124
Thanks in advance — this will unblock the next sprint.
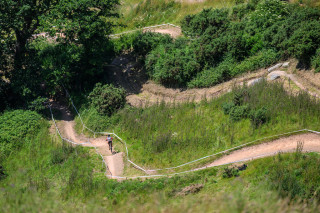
left=116, top=0, right=235, bottom=32
left=77, top=81, right=320, bottom=170
left=117, top=0, right=320, bottom=32
left=111, top=0, right=320, bottom=90
left=1, top=110, right=320, bottom=212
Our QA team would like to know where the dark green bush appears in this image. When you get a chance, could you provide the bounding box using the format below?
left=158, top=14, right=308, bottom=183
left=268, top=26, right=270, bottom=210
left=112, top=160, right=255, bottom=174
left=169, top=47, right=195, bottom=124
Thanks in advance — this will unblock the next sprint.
left=222, top=102, right=236, bottom=115
left=88, top=83, right=126, bottom=116
left=250, top=107, right=269, bottom=128
left=188, top=59, right=234, bottom=88
left=146, top=43, right=200, bottom=86
left=311, top=48, right=320, bottom=73
left=222, top=167, right=239, bottom=178
left=231, top=49, right=279, bottom=76
left=286, top=20, right=320, bottom=65
left=229, top=105, right=250, bottom=121
left=182, top=8, right=230, bottom=37
left=133, top=32, right=173, bottom=57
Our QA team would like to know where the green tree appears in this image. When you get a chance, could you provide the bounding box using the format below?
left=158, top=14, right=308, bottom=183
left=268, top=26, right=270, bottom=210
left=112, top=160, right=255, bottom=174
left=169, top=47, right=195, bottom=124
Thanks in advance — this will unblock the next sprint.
left=88, top=83, right=126, bottom=116
left=0, top=0, right=119, bottom=104
left=0, top=0, right=119, bottom=70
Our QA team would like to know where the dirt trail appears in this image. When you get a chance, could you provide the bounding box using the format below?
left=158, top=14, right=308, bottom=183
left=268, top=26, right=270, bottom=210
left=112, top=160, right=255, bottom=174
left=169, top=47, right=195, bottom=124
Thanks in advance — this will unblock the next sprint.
left=204, top=133, right=320, bottom=168
left=144, top=26, right=182, bottom=38
left=52, top=103, right=124, bottom=178
left=125, top=60, right=320, bottom=107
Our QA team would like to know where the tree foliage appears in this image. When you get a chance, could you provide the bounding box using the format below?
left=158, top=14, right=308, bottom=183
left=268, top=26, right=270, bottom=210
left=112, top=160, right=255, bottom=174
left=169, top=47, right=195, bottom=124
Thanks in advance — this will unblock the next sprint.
left=145, top=0, right=320, bottom=88
left=88, top=83, right=126, bottom=116
left=0, top=0, right=119, bottom=109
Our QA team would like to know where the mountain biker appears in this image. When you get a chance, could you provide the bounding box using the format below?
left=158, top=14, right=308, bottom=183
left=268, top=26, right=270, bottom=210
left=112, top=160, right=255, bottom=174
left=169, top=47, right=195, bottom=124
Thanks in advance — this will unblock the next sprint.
left=106, top=134, right=113, bottom=153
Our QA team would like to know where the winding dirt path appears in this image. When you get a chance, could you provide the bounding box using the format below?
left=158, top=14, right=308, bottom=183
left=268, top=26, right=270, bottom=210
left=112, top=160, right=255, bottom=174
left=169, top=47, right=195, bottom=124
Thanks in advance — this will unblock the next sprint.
left=52, top=103, right=124, bottom=178
left=50, top=60, right=320, bottom=179
left=204, top=133, right=320, bottom=168
left=125, top=60, right=320, bottom=107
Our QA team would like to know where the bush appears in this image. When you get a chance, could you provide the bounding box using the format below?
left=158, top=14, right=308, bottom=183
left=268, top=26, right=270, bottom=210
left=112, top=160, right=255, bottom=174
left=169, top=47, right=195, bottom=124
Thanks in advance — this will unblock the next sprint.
left=0, top=110, right=42, bottom=156
left=188, top=59, right=234, bottom=88
left=229, top=105, right=250, bottom=121
left=231, top=49, right=279, bottom=76
left=88, top=83, right=126, bottom=116
left=181, top=8, right=230, bottom=37
left=250, top=107, right=269, bottom=128
left=222, top=102, right=236, bottom=115
left=133, top=32, right=173, bottom=57
left=28, top=97, right=48, bottom=113
left=311, top=48, right=320, bottom=73
left=222, top=167, right=239, bottom=178
left=286, top=20, right=320, bottom=65
left=146, top=43, right=200, bottom=86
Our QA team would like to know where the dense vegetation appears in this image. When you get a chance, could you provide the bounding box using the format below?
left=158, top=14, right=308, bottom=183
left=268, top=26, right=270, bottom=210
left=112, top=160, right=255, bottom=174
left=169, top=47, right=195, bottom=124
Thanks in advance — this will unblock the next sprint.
left=0, top=0, right=119, bottom=110
left=139, top=0, right=320, bottom=87
left=0, top=110, right=42, bottom=158
left=1, top=0, right=320, bottom=212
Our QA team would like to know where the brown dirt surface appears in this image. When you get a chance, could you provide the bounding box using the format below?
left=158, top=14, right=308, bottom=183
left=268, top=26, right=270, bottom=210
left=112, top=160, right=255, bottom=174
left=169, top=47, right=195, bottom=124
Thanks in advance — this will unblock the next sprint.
left=126, top=59, right=320, bottom=107
left=126, top=69, right=268, bottom=107
left=176, top=184, right=204, bottom=196
left=144, top=26, right=182, bottom=38
left=206, top=133, right=320, bottom=168
left=50, top=103, right=124, bottom=178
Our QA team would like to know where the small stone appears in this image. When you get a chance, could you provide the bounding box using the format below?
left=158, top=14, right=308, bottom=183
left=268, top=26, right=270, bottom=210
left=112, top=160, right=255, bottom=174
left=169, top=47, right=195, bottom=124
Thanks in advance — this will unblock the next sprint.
left=248, top=77, right=263, bottom=86
left=268, top=74, right=281, bottom=81
left=268, top=63, right=283, bottom=72
left=282, top=62, right=290, bottom=68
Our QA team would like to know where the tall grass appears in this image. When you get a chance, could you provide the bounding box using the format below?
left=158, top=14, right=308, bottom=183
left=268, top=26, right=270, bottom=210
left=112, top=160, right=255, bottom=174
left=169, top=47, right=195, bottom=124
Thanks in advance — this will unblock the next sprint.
left=78, top=81, right=320, bottom=169
left=2, top=110, right=320, bottom=211
left=116, top=0, right=235, bottom=32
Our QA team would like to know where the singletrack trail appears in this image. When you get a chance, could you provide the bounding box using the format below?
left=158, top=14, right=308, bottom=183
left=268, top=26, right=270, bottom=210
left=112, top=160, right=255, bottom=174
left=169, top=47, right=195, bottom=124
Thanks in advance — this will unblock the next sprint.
left=51, top=60, right=320, bottom=179
left=52, top=103, right=124, bottom=177
left=125, top=60, right=320, bottom=107
left=204, top=133, right=320, bottom=169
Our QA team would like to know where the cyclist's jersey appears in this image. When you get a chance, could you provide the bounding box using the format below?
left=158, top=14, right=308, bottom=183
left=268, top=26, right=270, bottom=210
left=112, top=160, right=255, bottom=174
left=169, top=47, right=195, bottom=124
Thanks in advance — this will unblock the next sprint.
left=107, top=136, right=113, bottom=142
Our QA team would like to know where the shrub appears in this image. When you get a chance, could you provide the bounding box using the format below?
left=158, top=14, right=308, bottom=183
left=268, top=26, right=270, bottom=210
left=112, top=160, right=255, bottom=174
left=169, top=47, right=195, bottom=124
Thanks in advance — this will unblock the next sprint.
left=286, top=20, right=320, bottom=65
left=0, top=110, right=42, bottom=156
left=88, top=83, right=126, bottom=116
left=229, top=105, right=250, bottom=121
left=146, top=44, right=200, bottom=86
left=181, top=8, right=230, bottom=37
left=222, top=167, right=239, bottom=178
left=28, top=97, right=48, bottom=113
left=311, top=48, right=320, bottom=73
left=133, top=32, right=173, bottom=57
left=250, top=107, right=269, bottom=128
left=188, top=59, right=234, bottom=88
left=112, top=33, right=139, bottom=54
left=222, top=102, right=236, bottom=115
left=231, top=49, right=279, bottom=76
left=233, top=88, right=250, bottom=106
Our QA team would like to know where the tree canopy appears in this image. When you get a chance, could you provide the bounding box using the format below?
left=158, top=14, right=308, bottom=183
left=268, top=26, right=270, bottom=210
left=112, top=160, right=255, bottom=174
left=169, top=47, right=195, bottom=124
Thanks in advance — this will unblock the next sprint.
left=0, top=0, right=119, bottom=107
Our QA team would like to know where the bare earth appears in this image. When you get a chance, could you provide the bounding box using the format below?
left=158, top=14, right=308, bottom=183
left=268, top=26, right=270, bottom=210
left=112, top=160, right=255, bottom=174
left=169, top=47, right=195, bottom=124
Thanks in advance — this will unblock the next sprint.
left=205, top=133, right=320, bottom=168
left=51, top=58, right=320, bottom=178
left=144, top=26, right=182, bottom=38
left=53, top=104, right=124, bottom=178
left=126, top=59, right=320, bottom=107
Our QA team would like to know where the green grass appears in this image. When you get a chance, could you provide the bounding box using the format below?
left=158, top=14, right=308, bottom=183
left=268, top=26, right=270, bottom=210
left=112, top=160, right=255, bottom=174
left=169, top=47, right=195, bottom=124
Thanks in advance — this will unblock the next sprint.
left=76, top=81, right=320, bottom=171
left=116, top=0, right=320, bottom=33
left=115, top=0, right=235, bottom=33
left=1, top=109, right=320, bottom=211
